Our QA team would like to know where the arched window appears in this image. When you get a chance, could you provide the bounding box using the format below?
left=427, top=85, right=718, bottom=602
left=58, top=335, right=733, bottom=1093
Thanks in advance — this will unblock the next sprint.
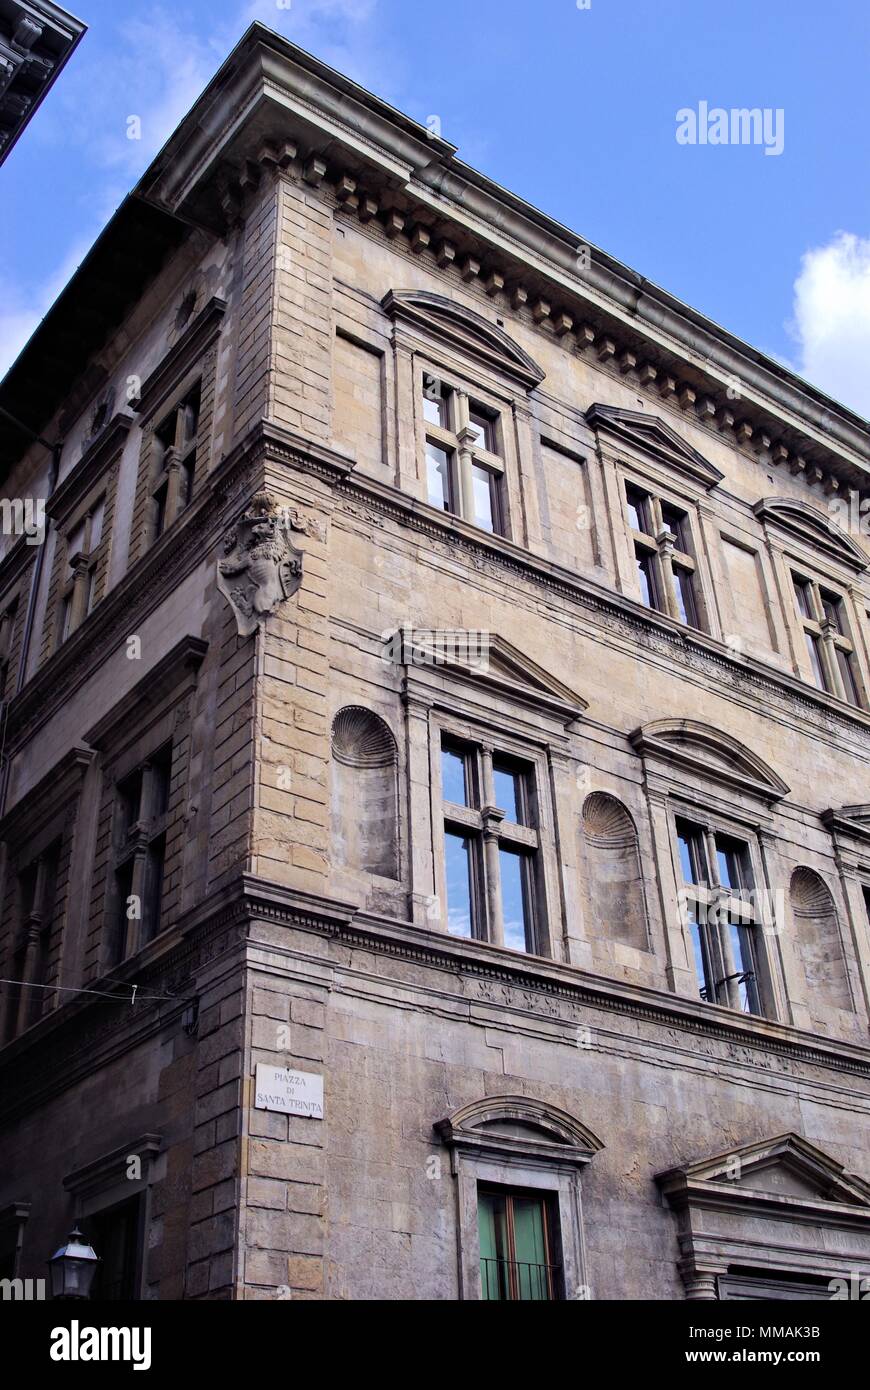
left=789, top=868, right=852, bottom=1014
left=581, top=792, right=649, bottom=952
left=330, top=707, right=399, bottom=879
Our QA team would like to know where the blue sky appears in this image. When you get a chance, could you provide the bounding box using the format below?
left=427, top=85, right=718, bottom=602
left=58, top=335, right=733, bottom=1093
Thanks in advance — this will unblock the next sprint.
left=2, top=0, right=869, bottom=415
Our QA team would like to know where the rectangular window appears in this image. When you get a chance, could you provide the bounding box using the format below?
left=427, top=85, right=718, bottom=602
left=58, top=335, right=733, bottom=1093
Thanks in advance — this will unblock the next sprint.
left=6, top=839, right=61, bottom=1038
left=625, top=484, right=652, bottom=536
left=635, top=546, right=660, bottom=610
left=478, top=1187, right=560, bottom=1301
left=499, top=847, right=536, bottom=952
left=56, top=494, right=108, bottom=647
left=86, top=1199, right=141, bottom=1302
left=440, top=737, right=543, bottom=953
left=442, top=745, right=470, bottom=806
left=471, top=463, right=499, bottom=533
left=111, top=742, right=173, bottom=962
left=624, top=481, right=704, bottom=630
left=421, top=373, right=506, bottom=535
left=426, top=441, right=454, bottom=512
left=150, top=381, right=201, bottom=541
left=674, top=565, right=698, bottom=628
left=675, top=818, right=763, bottom=1016
left=422, top=374, right=450, bottom=428
left=791, top=572, right=862, bottom=706
left=0, top=598, right=18, bottom=701
left=444, top=831, right=476, bottom=938
left=492, top=758, right=530, bottom=826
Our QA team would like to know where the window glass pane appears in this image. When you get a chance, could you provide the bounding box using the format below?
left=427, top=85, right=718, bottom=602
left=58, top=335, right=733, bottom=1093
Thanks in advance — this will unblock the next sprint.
left=661, top=503, right=690, bottom=551
left=441, top=747, right=468, bottom=805
left=512, top=1198, right=550, bottom=1301
left=820, top=590, right=843, bottom=631
left=471, top=464, right=496, bottom=533
left=66, top=520, right=86, bottom=567
left=492, top=762, right=521, bottom=823
left=677, top=824, right=703, bottom=884
left=499, top=847, right=532, bottom=952
left=805, top=633, right=827, bottom=690
left=426, top=442, right=452, bottom=512
left=468, top=407, right=496, bottom=452
left=625, top=485, right=650, bottom=533
left=153, top=481, right=168, bottom=538
left=181, top=385, right=201, bottom=446
left=478, top=1191, right=508, bottom=1300
left=60, top=593, right=73, bottom=641
left=716, top=838, right=753, bottom=898
left=88, top=497, right=105, bottom=551
left=444, top=832, right=474, bottom=938
left=635, top=547, right=657, bottom=608
left=143, top=835, right=166, bottom=945
left=87, top=1199, right=140, bottom=1302
left=674, top=566, right=698, bottom=627
left=793, top=576, right=813, bottom=620
left=837, top=648, right=860, bottom=705
left=179, top=458, right=195, bottom=511
left=729, top=923, right=760, bottom=1014
left=422, top=374, right=448, bottom=427
left=150, top=744, right=173, bottom=818
left=689, top=915, right=711, bottom=1002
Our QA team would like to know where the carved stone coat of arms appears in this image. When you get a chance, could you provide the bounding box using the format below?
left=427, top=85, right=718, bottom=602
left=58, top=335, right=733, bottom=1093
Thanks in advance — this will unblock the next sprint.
left=217, top=492, right=303, bottom=637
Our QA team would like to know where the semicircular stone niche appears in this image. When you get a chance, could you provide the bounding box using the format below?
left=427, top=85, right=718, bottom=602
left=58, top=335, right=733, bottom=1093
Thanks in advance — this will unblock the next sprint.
left=330, top=706, right=399, bottom=880
left=581, top=791, right=649, bottom=954
left=789, top=867, right=851, bottom=1014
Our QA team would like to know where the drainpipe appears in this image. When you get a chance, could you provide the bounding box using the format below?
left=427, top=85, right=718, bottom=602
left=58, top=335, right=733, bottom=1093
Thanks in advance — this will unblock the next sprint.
left=0, top=408, right=62, bottom=819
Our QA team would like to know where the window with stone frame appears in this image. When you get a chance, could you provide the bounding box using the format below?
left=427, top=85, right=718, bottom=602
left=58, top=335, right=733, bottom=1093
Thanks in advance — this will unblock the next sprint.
left=108, top=741, right=174, bottom=965
left=0, top=747, right=90, bottom=1044
left=0, top=595, right=19, bottom=701
left=149, top=381, right=201, bottom=543
left=83, top=636, right=205, bottom=979
left=478, top=1185, right=562, bottom=1300
left=84, top=1197, right=143, bottom=1302
left=5, top=838, right=62, bottom=1039
left=436, top=1095, right=602, bottom=1302
left=40, top=413, right=129, bottom=664
left=624, top=479, right=704, bottom=629
left=55, top=492, right=107, bottom=647
left=128, top=296, right=225, bottom=565
left=675, top=815, right=766, bottom=1015
left=423, top=372, right=507, bottom=535
left=791, top=570, right=863, bottom=706
left=440, top=735, right=544, bottom=954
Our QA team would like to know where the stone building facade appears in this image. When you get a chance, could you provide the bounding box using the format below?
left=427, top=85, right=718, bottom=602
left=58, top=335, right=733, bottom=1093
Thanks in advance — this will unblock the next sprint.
left=1, top=24, right=870, bottom=1301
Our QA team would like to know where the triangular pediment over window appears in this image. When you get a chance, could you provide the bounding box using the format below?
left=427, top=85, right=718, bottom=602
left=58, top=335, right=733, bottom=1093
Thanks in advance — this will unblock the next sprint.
left=393, top=626, right=587, bottom=727
left=754, top=497, right=868, bottom=573
left=382, top=289, right=545, bottom=390
left=657, top=1133, right=870, bottom=1210
left=629, top=718, right=789, bottom=803
left=586, top=403, right=724, bottom=490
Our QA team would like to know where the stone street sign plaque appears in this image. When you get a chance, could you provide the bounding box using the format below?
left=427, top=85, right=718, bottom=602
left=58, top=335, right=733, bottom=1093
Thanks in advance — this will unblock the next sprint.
left=254, top=1064, right=324, bottom=1119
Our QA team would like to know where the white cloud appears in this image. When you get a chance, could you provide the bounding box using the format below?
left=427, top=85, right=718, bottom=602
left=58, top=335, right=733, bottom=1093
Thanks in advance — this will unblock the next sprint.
left=790, top=232, right=870, bottom=418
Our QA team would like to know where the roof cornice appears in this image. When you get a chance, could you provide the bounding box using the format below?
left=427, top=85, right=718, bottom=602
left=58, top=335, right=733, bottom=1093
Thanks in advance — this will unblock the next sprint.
left=4, top=22, right=870, bottom=500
